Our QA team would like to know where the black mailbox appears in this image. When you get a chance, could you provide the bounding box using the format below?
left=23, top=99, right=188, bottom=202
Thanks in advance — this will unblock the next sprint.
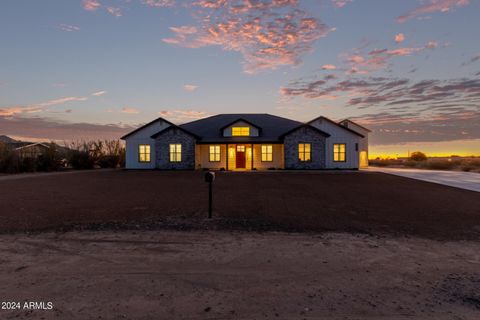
left=205, top=171, right=215, bottom=218
left=205, top=171, right=215, bottom=183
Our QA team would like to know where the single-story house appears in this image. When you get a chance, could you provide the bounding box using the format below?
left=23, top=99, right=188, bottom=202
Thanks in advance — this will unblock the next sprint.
left=121, top=113, right=370, bottom=170
left=14, top=142, right=52, bottom=159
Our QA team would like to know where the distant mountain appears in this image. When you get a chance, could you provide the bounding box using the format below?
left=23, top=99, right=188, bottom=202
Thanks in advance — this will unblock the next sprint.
left=0, top=135, right=18, bottom=144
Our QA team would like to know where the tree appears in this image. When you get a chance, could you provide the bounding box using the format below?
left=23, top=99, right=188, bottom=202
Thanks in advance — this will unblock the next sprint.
left=410, top=151, right=427, bottom=161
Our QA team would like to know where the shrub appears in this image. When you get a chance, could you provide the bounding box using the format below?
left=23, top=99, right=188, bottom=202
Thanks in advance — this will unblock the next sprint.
left=66, top=140, right=125, bottom=169
left=20, top=157, right=36, bottom=172
left=35, top=143, right=62, bottom=172
left=369, top=159, right=404, bottom=167
left=409, top=151, right=427, bottom=161
left=424, top=160, right=455, bottom=170
left=0, top=144, right=20, bottom=173
left=97, top=155, right=120, bottom=168
left=404, top=160, right=419, bottom=168
left=68, top=150, right=95, bottom=170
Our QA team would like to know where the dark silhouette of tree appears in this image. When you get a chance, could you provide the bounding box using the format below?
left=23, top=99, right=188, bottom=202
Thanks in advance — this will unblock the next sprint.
left=410, top=151, right=427, bottom=161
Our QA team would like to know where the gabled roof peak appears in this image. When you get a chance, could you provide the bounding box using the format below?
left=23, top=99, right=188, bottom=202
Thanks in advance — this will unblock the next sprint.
left=120, top=117, right=175, bottom=140
left=307, top=116, right=365, bottom=138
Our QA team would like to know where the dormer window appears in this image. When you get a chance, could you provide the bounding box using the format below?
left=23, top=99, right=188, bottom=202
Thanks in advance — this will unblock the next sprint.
left=232, top=127, right=250, bottom=136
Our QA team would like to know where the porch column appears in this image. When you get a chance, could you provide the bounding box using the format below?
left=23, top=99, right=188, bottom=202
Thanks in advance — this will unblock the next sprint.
left=251, top=144, right=254, bottom=170
left=225, top=144, right=228, bottom=171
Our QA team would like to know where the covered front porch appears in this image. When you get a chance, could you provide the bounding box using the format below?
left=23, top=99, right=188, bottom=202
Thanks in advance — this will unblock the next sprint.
left=195, top=143, right=284, bottom=171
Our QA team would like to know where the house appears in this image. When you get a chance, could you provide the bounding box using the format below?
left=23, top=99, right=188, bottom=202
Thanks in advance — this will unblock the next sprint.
left=121, top=114, right=369, bottom=170
left=15, top=142, right=53, bottom=159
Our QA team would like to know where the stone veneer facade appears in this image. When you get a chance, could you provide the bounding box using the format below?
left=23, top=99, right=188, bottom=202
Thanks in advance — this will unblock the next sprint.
left=154, top=127, right=196, bottom=170
left=283, top=126, right=327, bottom=169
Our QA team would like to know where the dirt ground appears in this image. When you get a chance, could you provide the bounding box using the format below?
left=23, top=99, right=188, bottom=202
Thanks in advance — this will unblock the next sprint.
left=0, top=170, right=479, bottom=240
left=1, top=230, right=480, bottom=320
left=1, top=170, right=480, bottom=319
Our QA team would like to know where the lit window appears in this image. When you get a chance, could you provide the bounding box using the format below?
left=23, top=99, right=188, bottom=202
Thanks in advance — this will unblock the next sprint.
left=261, top=145, right=273, bottom=162
left=209, top=145, right=221, bottom=162
left=169, top=144, right=181, bottom=162
left=232, top=127, right=250, bottom=136
left=298, top=143, right=311, bottom=162
left=138, top=144, right=150, bottom=163
left=333, top=143, right=346, bottom=162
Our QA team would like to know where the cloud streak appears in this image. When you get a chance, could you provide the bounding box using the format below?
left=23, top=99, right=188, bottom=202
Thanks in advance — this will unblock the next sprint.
left=59, top=24, right=81, bottom=32
left=0, top=96, right=88, bottom=117
left=183, top=84, right=199, bottom=91
left=281, top=75, right=480, bottom=108
left=158, top=110, right=208, bottom=123
left=82, top=0, right=101, bottom=11
left=0, top=116, right=133, bottom=142
left=397, top=0, right=470, bottom=23
left=142, top=0, right=174, bottom=7
left=92, top=91, right=107, bottom=96
left=121, top=107, right=140, bottom=114
left=394, top=33, right=405, bottom=43
left=331, top=0, right=353, bottom=8
left=106, top=6, right=122, bottom=17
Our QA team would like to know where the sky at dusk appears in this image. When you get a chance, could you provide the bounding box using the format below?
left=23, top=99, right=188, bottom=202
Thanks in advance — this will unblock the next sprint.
left=0, top=0, right=479, bottom=157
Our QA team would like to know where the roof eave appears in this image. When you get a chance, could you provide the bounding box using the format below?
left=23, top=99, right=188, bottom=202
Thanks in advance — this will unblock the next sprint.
left=120, top=117, right=176, bottom=140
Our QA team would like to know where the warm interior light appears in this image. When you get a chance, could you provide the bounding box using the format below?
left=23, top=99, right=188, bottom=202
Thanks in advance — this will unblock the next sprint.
left=232, top=127, right=250, bottom=136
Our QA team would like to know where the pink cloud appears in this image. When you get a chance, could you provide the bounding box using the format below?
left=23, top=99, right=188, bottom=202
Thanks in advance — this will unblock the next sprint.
left=0, top=96, right=88, bottom=117
left=183, top=84, right=198, bottom=91
left=162, top=1, right=330, bottom=73
left=82, top=0, right=101, bottom=11
left=395, top=33, right=405, bottom=43
left=385, top=47, right=422, bottom=56
left=158, top=110, right=208, bottom=123
left=397, top=0, right=470, bottom=23
left=425, top=41, right=438, bottom=49
left=331, top=0, right=353, bottom=8
left=92, top=91, right=107, bottom=96
left=121, top=107, right=140, bottom=114
left=342, top=43, right=432, bottom=74
left=0, top=106, right=43, bottom=117
left=321, top=64, right=337, bottom=70
left=106, top=7, right=122, bottom=17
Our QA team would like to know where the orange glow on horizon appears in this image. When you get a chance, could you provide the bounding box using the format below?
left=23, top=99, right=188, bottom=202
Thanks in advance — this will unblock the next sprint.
left=369, top=139, right=480, bottom=159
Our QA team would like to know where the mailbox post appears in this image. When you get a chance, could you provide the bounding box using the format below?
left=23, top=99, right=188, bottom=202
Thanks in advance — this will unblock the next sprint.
left=204, top=171, right=215, bottom=219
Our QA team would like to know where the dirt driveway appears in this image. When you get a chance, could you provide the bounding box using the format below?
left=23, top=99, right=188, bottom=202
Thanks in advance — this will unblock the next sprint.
left=1, top=230, right=480, bottom=320
left=1, top=170, right=479, bottom=239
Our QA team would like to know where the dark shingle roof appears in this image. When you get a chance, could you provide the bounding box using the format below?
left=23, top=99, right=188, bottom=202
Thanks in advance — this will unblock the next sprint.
left=179, top=113, right=303, bottom=143
left=0, top=135, right=18, bottom=144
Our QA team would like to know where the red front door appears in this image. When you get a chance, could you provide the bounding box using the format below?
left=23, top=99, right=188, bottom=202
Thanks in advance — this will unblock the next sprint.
left=236, top=145, right=246, bottom=168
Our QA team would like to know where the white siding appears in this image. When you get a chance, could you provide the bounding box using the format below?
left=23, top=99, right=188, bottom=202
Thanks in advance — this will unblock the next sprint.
left=222, top=121, right=259, bottom=137
left=340, top=121, right=369, bottom=167
left=309, top=118, right=361, bottom=169
left=124, top=120, right=171, bottom=169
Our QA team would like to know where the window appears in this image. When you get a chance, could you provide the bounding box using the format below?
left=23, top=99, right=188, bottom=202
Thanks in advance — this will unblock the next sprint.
left=261, top=145, right=273, bottom=162
left=298, top=143, right=311, bottom=162
left=333, top=143, right=346, bottom=162
left=232, top=127, right=250, bottom=136
left=138, top=144, right=151, bottom=163
left=209, top=145, right=221, bottom=162
left=169, top=144, right=181, bottom=162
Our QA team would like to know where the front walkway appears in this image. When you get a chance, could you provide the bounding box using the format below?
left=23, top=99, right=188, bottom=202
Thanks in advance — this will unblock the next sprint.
left=367, top=167, right=480, bottom=192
